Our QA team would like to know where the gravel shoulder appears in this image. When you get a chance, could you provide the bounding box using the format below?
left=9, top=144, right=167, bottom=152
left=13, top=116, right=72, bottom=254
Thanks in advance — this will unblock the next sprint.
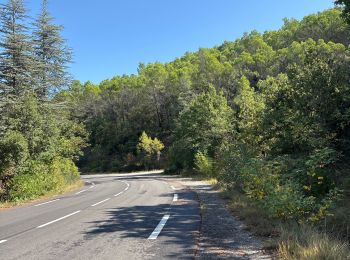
left=174, top=178, right=272, bottom=260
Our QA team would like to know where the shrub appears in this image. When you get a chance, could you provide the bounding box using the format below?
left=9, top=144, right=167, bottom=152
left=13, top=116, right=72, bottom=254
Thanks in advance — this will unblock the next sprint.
left=194, top=152, right=214, bottom=176
left=229, top=157, right=341, bottom=222
left=0, top=131, right=29, bottom=199
left=9, top=158, right=80, bottom=201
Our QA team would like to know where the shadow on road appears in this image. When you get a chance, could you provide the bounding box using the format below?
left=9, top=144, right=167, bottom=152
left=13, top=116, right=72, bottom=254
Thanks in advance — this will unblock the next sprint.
left=83, top=189, right=200, bottom=259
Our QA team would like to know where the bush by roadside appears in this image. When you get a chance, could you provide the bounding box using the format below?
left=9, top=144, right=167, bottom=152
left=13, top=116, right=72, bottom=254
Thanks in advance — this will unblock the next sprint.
left=221, top=187, right=350, bottom=260
left=8, top=158, right=81, bottom=202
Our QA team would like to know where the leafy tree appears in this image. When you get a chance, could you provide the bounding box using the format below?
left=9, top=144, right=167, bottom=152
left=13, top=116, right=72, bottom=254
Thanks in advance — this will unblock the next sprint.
left=137, top=131, right=164, bottom=169
left=171, top=85, right=233, bottom=170
left=335, top=0, right=350, bottom=24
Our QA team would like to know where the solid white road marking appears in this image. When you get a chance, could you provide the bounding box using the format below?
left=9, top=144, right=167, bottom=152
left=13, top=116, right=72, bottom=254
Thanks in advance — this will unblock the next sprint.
left=173, top=194, right=178, bottom=202
left=0, top=240, right=7, bottom=244
left=37, top=211, right=81, bottom=228
left=148, top=215, right=170, bottom=240
left=91, top=198, right=110, bottom=207
left=34, top=199, right=60, bottom=207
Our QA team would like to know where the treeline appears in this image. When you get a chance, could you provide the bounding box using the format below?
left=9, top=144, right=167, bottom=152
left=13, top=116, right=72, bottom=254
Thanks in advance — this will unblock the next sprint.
left=0, top=0, right=85, bottom=202
left=69, top=7, right=350, bottom=229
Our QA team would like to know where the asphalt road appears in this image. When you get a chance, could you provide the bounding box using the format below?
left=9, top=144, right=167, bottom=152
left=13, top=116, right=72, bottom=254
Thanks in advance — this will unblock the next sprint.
left=0, top=171, right=200, bottom=260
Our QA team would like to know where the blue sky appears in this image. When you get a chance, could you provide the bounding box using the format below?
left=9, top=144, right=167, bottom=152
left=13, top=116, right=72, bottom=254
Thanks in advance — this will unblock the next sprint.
left=24, top=0, right=334, bottom=84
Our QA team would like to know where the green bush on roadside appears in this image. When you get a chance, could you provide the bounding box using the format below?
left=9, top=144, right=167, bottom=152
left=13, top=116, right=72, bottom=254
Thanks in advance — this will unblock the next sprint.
left=9, top=158, right=80, bottom=201
left=194, top=152, right=215, bottom=176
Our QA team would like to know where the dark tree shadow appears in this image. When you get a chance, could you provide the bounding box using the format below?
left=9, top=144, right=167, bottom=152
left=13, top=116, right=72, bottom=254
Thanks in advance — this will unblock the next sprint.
left=83, top=189, right=200, bottom=259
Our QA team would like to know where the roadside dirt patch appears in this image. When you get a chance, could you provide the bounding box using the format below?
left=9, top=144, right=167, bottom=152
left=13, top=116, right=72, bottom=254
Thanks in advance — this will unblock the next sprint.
left=177, top=179, right=272, bottom=260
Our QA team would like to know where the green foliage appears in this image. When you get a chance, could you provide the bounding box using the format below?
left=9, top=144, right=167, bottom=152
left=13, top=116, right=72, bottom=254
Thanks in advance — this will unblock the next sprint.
left=171, top=85, right=233, bottom=170
left=0, top=131, right=29, bottom=174
left=234, top=157, right=341, bottom=222
left=194, top=152, right=214, bottom=176
left=0, top=0, right=35, bottom=96
left=0, top=0, right=84, bottom=202
left=32, top=0, right=72, bottom=99
left=9, top=158, right=79, bottom=201
left=137, top=131, right=164, bottom=169
left=63, top=8, right=350, bottom=230
left=335, top=0, right=350, bottom=24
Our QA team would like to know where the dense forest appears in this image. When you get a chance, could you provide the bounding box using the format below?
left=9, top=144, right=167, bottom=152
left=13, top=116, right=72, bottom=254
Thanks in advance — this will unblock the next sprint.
left=68, top=7, right=350, bottom=220
left=1, top=0, right=350, bottom=257
left=64, top=4, right=350, bottom=252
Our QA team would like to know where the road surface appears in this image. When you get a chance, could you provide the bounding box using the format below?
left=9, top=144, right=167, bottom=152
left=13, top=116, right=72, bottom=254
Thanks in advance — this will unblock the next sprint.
left=0, top=172, right=200, bottom=259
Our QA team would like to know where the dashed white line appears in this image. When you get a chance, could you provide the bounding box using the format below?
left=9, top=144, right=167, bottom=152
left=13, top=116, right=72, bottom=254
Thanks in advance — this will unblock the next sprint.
left=75, top=189, right=87, bottom=195
left=121, top=181, right=130, bottom=192
left=122, top=181, right=130, bottom=188
left=114, top=191, right=124, bottom=197
left=91, top=198, right=110, bottom=207
left=37, top=210, right=81, bottom=229
left=0, top=240, right=7, bottom=244
left=34, top=199, right=60, bottom=207
left=148, top=215, right=170, bottom=240
left=173, top=194, right=178, bottom=202
left=76, top=181, right=95, bottom=194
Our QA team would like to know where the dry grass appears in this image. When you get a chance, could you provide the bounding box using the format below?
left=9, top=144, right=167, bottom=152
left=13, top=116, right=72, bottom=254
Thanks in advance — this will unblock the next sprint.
left=278, top=225, right=350, bottom=260
left=221, top=189, right=281, bottom=250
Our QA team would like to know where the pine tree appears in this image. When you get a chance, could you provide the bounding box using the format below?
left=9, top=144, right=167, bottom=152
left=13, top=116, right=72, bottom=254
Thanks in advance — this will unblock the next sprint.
left=0, top=0, right=35, bottom=98
left=32, top=0, right=72, bottom=100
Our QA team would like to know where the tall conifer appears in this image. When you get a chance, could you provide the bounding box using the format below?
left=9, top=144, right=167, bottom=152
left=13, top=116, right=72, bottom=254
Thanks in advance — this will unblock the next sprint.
left=0, top=0, right=34, bottom=97
left=32, top=0, right=72, bottom=100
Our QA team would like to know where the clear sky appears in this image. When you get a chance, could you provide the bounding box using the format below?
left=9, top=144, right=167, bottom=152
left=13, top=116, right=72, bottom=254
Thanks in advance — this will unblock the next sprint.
left=23, top=0, right=335, bottom=84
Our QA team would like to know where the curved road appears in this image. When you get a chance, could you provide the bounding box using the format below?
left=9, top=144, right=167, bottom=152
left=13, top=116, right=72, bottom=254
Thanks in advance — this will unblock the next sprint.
left=0, top=172, right=200, bottom=259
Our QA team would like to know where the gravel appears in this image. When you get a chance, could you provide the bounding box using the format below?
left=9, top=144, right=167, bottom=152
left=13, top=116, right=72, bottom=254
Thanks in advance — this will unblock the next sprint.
left=178, top=179, right=272, bottom=260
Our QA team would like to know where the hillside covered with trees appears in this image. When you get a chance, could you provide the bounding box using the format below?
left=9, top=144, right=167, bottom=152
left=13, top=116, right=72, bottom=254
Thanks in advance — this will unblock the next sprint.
left=70, top=7, right=349, bottom=217
left=63, top=6, right=350, bottom=257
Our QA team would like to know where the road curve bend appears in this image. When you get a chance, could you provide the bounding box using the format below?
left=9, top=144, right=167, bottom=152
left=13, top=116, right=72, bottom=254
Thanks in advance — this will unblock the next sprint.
left=0, top=171, right=200, bottom=260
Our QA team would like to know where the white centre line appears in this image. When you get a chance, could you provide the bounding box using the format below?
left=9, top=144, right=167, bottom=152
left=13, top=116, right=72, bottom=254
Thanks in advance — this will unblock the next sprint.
left=37, top=210, right=81, bottom=229
left=148, top=215, right=170, bottom=240
left=91, top=198, right=110, bottom=207
left=34, top=199, right=60, bottom=207
left=0, top=240, right=7, bottom=244
left=173, top=194, right=178, bottom=202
